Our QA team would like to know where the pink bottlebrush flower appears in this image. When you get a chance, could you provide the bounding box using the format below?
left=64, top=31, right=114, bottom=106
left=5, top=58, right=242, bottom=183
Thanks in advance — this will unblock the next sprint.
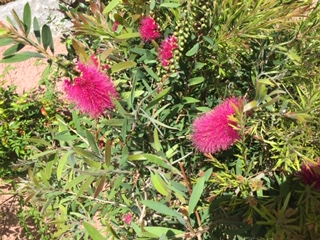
left=112, top=21, right=120, bottom=31
left=63, top=62, right=118, bottom=118
left=298, top=162, right=320, bottom=189
left=158, top=36, right=178, bottom=66
left=139, top=17, right=160, bottom=41
left=123, top=213, right=132, bottom=224
left=191, top=97, right=241, bottom=154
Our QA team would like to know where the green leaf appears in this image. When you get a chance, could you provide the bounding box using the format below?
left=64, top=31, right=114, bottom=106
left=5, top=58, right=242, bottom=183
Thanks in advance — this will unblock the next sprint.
left=57, top=151, right=73, bottom=181
left=23, top=3, right=31, bottom=35
left=83, top=222, right=105, bottom=240
left=94, top=176, right=106, bottom=198
left=160, top=3, right=181, bottom=8
left=104, top=139, right=111, bottom=167
left=103, top=0, right=120, bottom=14
left=0, top=51, right=45, bottom=63
left=150, top=171, right=169, bottom=196
left=186, top=43, right=199, bottom=56
left=244, top=100, right=257, bottom=112
left=72, top=110, right=85, bottom=136
left=116, top=32, right=140, bottom=39
left=64, top=174, right=88, bottom=190
left=105, top=221, right=120, bottom=239
left=54, top=133, right=78, bottom=142
left=256, top=83, right=267, bottom=102
left=3, top=44, right=25, bottom=57
left=202, top=36, right=218, bottom=49
left=128, top=154, right=180, bottom=175
left=182, top=97, right=200, bottom=104
left=143, top=227, right=184, bottom=238
left=188, top=174, right=206, bottom=215
left=76, top=176, right=95, bottom=197
left=111, top=61, right=137, bottom=73
left=0, top=38, right=13, bottom=47
left=41, top=24, right=54, bottom=53
left=73, top=147, right=101, bottom=162
left=83, top=157, right=101, bottom=169
left=188, top=77, right=204, bottom=86
left=86, top=130, right=99, bottom=155
left=141, top=200, right=184, bottom=223
left=146, top=87, right=171, bottom=109
left=71, top=39, right=89, bottom=63
left=153, top=128, right=162, bottom=151
left=33, top=17, right=41, bottom=43
left=144, top=65, right=159, bottom=81
left=100, top=118, right=124, bottom=126
left=25, top=138, right=51, bottom=146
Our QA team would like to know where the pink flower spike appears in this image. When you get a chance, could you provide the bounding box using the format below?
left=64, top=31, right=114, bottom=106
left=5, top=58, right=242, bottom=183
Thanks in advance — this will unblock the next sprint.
left=113, top=21, right=119, bottom=32
left=63, top=62, right=118, bottom=118
left=139, top=17, right=160, bottom=41
left=158, top=36, right=178, bottom=66
left=191, top=97, right=242, bottom=154
left=123, top=213, right=132, bottom=224
left=298, top=162, right=320, bottom=189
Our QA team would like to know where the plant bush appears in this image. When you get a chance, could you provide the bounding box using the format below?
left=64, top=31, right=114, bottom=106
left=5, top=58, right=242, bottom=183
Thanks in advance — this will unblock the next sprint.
left=1, top=0, right=320, bottom=239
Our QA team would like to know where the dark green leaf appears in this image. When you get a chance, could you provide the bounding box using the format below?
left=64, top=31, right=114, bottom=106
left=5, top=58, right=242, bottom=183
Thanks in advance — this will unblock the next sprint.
left=0, top=52, right=45, bottom=63
left=104, top=140, right=111, bottom=167
left=147, top=87, right=171, bottom=109
left=33, top=17, right=41, bottom=43
left=23, top=3, right=31, bottom=35
left=111, top=61, right=137, bottom=73
left=100, top=118, right=124, bottom=126
left=41, top=24, right=54, bottom=53
left=0, top=38, right=13, bottom=47
left=186, top=43, right=199, bottom=56
left=3, top=43, right=25, bottom=57
left=86, top=130, right=99, bottom=155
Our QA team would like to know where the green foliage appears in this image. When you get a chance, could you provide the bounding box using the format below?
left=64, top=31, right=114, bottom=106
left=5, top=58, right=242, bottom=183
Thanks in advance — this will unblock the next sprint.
left=1, top=0, right=320, bottom=239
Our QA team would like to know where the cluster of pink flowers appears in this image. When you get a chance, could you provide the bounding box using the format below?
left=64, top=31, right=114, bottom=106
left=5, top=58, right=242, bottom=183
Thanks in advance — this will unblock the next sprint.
left=158, top=36, right=178, bottom=66
left=112, top=21, right=119, bottom=32
left=191, top=97, right=241, bottom=154
left=139, top=17, right=160, bottom=41
left=138, top=16, right=178, bottom=66
left=63, top=55, right=117, bottom=118
left=298, top=162, right=320, bottom=189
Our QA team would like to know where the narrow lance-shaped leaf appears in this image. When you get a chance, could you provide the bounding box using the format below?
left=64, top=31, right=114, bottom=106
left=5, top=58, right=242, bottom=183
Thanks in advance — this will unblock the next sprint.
left=41, top=24, right=54, bottom=54
left=86, top=130, right=99, bottom=155
left=3, top=43, right=25, bottom=57
left=33, top=17, right=41, bottom=43
left=111, top=61, right=137, bottom=73
left=0, top=52, right=45, bottom=63
left=188, top=168, right=212, bottom=215
left=23, top=3, right=31, bottom=35
left=94, top=176, right=106, bottom=198
left=83, top=222, right=105, bottom=240
left=150, top=171, right=169, bottom=196
left=104, top=139, right=111, bottom=167
left=103, top=0, right=120, bottom=14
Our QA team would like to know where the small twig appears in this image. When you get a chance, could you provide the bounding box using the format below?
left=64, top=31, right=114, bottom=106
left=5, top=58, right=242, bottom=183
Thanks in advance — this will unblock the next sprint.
left=179, top=162, right=192, bottom=195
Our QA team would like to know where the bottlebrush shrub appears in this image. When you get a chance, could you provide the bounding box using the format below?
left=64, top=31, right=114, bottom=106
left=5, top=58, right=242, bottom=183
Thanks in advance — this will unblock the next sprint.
left=1, top=0, right=320, bottom=239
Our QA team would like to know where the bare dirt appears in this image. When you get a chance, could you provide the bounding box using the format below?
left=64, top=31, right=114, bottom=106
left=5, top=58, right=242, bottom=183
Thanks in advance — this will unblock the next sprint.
left=0, top=179, right=37, bottom=240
